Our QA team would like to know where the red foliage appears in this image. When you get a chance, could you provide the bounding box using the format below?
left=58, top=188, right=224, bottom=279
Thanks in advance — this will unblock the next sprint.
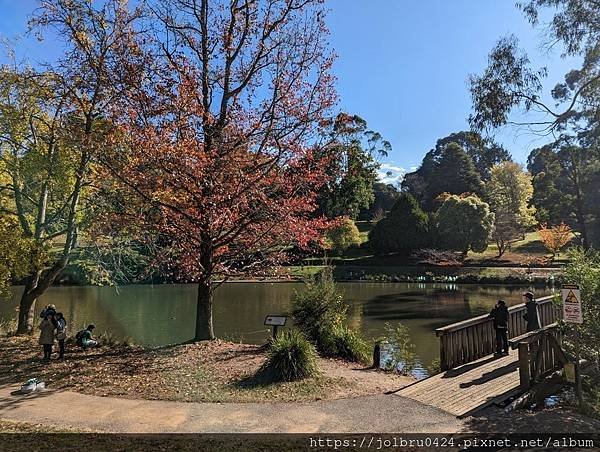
left=96, top=0, right=336, bottom=287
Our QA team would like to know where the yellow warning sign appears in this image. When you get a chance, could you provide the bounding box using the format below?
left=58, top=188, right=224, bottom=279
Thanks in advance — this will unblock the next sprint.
left=565, top=290, right=579, bottom=304
left=562, top=285, right=583, bottom=324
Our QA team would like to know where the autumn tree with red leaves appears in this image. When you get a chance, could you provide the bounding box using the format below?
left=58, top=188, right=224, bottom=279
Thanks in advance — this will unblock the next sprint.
left=98, top=0, right=336, bottom=341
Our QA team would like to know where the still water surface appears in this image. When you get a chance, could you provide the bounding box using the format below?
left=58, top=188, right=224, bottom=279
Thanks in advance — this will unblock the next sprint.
left=3, top=282, right=553, bottom=368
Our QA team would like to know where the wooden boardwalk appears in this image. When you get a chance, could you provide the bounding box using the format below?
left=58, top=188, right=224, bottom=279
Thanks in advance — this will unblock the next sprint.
left=395, top=353, right=522, bottom=417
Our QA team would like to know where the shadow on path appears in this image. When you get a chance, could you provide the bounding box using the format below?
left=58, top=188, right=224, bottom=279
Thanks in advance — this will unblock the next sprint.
left=441, top=356, right=498, bottom=379
left=459, top=361, right=519, bottom=389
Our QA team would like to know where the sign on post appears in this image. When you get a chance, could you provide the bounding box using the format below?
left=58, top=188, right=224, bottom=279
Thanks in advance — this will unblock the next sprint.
left=264, top=315, right=287, bottom=339
left=562, top=284, right=583, bottom=324
left=264, top=315, right=287, bottom=327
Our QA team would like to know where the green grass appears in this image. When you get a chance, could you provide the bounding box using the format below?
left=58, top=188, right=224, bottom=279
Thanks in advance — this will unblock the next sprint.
left=512, top=231, right=547, bottom=253
left=466, top=231, right=544, bottom=261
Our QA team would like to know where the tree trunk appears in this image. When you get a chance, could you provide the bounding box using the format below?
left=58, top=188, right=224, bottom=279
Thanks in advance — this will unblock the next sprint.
left=195, top=279, right=215, bottom=341
left=16, top=259, right=70, bottom=334
left=16, top=273, right=41, bottom=334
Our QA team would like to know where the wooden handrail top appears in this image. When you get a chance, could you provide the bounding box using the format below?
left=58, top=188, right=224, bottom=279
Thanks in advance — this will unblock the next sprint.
left=508, top=322, right=559, bottom=348
left=435, top=295, right=555, bottom=337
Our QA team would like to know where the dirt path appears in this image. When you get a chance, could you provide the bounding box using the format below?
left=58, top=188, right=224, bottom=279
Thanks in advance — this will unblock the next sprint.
left=0, top=384, right=462, bottom=433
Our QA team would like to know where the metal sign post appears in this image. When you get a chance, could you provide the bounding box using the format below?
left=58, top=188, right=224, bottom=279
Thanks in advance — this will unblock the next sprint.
left=264, top=315, right=287, bottom=339
left=562, top=284, right=583, bottom=405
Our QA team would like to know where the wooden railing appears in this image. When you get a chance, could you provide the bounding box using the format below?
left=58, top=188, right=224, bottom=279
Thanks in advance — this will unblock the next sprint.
left=508, top=323, right=567, bottom=389
left=435, top=295, right=561, bottom=371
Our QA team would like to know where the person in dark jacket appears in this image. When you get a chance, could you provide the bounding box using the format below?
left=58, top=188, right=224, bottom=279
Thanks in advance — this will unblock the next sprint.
left=489, top=299, right=509, bottom=357
left=55, top=312, right=67, bottom=360
left=523, top=291, right=541, bottom=332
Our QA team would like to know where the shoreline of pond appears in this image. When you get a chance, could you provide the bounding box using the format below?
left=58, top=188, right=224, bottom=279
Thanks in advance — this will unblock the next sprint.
left=4, top=282, right=556, bottom=368
left=30, top=264, right=564, bottom=288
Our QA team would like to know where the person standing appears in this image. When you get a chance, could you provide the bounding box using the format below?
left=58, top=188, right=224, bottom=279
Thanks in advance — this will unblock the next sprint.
left=523, top=291, right=541, bottom=332
left=55, top=312, right=67, bottom=360
left=38, top=314, right=56, bottom=360
left=489, top=299, right=509, bottom=357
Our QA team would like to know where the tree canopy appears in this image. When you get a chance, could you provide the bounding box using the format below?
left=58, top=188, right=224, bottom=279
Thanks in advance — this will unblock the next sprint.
left=433, top=131, right=511, bottom=180
left=528, top=141, right=600, bottom=248
left=434, top=194, right=495, bottom=254
left=402, top=141, right=484, bottom=211
left=316, top=113, right=390, bottom=220
left=0, top=0, right=141, bottom=334
left=324, top=218, right=362, bottom=255
left=470, top=0, right=600, bottom=134
left=486, top=161, right=536, bottom=256
left=368, top=193, right=430, bottom=255
left=358, top=182, right=400, bottom=221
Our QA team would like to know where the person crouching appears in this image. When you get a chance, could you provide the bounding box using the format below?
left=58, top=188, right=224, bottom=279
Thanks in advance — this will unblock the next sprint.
left=76, top=324, right=98, bottom=350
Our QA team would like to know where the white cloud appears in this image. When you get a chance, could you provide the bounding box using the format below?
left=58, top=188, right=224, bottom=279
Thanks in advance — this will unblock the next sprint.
left=377, top=162, right=408, bottom=186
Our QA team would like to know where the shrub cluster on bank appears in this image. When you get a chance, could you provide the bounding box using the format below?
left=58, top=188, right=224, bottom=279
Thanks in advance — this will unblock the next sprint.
left=291, top=267, right=370, bottom=364
left=260, top=329, right=319, bottom=382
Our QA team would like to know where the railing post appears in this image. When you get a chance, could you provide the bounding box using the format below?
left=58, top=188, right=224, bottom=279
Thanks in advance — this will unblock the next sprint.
left=439, top=333, right=448, bottom=371
left=518, top=342, right=531, bottom=389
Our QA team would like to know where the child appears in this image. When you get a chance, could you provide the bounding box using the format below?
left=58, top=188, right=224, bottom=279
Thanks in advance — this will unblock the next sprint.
left=55, top=312, right=67, bottom=359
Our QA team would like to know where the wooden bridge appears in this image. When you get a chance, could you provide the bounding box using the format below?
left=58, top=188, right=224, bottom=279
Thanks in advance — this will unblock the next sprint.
left=395, top=295, right=567, bottom=417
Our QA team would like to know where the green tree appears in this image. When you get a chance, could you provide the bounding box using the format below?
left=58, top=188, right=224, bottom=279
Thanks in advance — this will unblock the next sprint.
left=324, top=218, right=362, bottom=255
left=402, top=142, right=484, bottom=211
left=358, top=182, right=400, bottom=221
left=317, top=113, right=390, bottom=219
left=368, top=193, right=430, bottom=255
left=435, top=194, right=495, bottom=254
left=0, top=0, right=142, bottom=334
left=434, top=131, right=511, bottom=180
left=528, top=142, right=600, bottom=249
left=470, top=1, right=599, bottom=135
left=0, top=217, right=33, bottom=299
left=486, top=161, right=536, bottom=256
left=563, top=248, right=600, bottom=364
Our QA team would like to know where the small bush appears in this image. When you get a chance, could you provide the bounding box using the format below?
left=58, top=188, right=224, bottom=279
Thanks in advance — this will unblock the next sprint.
left=379, top=322, right=417, bottom=375
left=291, top=267, right=346, bottom=350
left=261, top=329, right=319, bottom=382
left=563, top=248, right=600, bottom=364
left=426, top=357, right=441, bottom=376
left=322, top=325, right=370, bottom=363
left=292, top=268, right=370, bottom=362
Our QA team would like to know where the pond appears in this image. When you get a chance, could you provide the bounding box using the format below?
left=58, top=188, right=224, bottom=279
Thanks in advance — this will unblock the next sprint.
left=3, top=282, right=554, bottom=370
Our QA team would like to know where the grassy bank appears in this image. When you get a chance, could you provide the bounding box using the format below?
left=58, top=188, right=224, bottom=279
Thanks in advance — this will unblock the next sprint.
left=0, top=335, right=410, bottom=404
left=286, top=231, right=564, bottom=284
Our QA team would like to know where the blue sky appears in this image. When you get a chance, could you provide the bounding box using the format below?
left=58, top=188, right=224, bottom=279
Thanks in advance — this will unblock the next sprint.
left=327, top=0, right=580, bottom=184
left=0, top=0, right=581, bottom=185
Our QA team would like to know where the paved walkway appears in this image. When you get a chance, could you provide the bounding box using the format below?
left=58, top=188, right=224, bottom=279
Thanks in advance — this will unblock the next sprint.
left=396, top=353, right=521, bottom=417
left=0, top=384, right=462, bottom=433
